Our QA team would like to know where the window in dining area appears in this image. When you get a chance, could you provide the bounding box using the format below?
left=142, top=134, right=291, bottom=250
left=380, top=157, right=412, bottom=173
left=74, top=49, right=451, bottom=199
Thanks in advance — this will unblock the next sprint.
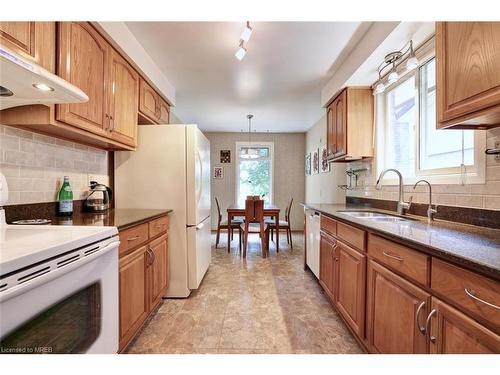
left=235, top=142, right=274, bottom=206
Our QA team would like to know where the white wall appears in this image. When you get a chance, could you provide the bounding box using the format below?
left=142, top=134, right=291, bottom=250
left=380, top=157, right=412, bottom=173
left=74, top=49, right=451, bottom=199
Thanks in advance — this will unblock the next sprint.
left=305, top=115, right=346, bottom=204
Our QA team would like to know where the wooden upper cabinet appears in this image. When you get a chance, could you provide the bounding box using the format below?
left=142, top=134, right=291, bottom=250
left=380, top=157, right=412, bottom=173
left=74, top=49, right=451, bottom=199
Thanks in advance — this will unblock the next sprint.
left=139, top=78, right=161, bottom=123
left=436, top=22, right=500, bottom=129
left=334, top=241, right=366, bottom=338
left=0, top=22, right=55, bottom=72
left=148, top=234, right=169, bottom=310
left=334, top=90, right=347, bottom=158
left=158, top=98, right=170, bottom=124
left=367, top=260, right=430, bottom=354
left=109, top=49, right=139, bottom=147
left=429, top=297, right=500, bottom=354
left=326, top=87, right=374, bottom=162
left=56, top=22, right=109, bottom=136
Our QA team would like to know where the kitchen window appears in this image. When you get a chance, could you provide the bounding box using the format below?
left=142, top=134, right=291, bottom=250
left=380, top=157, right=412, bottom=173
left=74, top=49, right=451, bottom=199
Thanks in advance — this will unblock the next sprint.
left=376, top=57, right=486, bottom=185
left=235, top=142, right=274, bottom=206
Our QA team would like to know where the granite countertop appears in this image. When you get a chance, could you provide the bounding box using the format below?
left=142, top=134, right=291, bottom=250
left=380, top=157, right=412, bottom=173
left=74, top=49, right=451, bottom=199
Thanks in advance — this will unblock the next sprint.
left=302, top=203, right=500, bottom=280
left=51, top=208, right=173, bottom=231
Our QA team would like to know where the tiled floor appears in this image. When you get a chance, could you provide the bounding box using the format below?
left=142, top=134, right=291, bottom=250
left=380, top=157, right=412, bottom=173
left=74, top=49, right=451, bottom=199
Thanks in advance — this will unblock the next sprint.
left=125, top=233, right=362, bottom=354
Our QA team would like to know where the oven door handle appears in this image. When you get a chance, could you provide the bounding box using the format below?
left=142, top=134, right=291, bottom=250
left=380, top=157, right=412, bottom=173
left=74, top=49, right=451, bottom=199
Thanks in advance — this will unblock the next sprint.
left=0, top=240, right=120, bottom=303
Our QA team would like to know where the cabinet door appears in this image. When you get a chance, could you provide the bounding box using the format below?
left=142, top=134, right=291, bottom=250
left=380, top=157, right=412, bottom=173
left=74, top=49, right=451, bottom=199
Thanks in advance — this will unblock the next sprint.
left=367, top=260, right=430, bottom=353
left=158, top=98, right=170, bottom=124
left=428, top=297, right=500, bottom=354
left=56, top=22, right=109, bottom=136
left=0, top=22, right=55, bottom=72
left=326, top=103, right=336, bottom=157
left=335, top=241, right=366, bottom=338
left=436, top=22, right=500, bottom=125
left=139, top=78, right=160, bottom=123
left=148, top=234, right=169, bottom=310
left=334, top=90, right=347, bottom=158
left=319, top=233, right=336, bottom=300
left=109, top=49, right=139, bottom=147
left=119, top=246, right=149, bottom=351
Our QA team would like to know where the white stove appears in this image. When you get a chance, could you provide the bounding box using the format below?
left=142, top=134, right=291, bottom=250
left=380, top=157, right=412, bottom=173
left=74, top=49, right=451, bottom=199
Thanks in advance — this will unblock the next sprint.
left=0, top=174, right=120, bottom=354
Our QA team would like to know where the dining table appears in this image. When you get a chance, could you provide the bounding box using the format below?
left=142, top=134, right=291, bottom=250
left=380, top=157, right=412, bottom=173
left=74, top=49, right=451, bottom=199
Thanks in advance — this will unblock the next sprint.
left=226, top=203, right=281, bottom=253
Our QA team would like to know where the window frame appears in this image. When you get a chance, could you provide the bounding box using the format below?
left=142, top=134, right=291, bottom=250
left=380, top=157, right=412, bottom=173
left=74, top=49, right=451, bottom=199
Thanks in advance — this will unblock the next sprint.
left=375, top=55, right=486, bottom=186
left=235, top=141, right=275, bottom=205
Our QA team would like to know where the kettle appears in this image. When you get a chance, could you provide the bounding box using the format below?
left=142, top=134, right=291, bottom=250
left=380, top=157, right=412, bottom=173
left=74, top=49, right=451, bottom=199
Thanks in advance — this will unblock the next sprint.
left=84, top=181, right=112, bottom=212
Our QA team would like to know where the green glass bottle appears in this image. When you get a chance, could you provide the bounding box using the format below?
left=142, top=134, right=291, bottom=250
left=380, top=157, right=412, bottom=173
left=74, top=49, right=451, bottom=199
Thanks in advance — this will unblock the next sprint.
left=58, top=176, right=73, bottom=216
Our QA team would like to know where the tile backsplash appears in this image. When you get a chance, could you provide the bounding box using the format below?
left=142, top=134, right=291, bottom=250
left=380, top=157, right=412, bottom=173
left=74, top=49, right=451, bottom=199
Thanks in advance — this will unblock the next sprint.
left=346, top=128, right=500, bottom=210
left=0, top=125, right=109, bottom=205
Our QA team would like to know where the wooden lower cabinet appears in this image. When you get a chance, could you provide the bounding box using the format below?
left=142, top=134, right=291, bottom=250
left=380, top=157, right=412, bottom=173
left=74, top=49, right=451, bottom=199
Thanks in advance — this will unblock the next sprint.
left=148, top=234, right=169, bottom=310
left=118, top=215, right=170, bottom=352
left=335, top=241, right=366, bottom=338
left=428, top=297, right=500, bottom=354
left=119, top=246, right=149, bottom=350
left=319, top=232, right=337, bottom=300
left=366, top=260, right=430, bottom=353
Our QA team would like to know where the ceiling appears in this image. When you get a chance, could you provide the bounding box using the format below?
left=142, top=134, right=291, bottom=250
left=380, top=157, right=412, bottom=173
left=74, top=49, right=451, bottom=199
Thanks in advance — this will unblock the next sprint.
left=126, top=22, right=366, bottom=133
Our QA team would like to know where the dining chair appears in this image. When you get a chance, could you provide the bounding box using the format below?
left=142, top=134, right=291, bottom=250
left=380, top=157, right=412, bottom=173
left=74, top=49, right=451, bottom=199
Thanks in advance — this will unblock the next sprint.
left=240, top=197, right=268, bottom=258
left=214, top=197, right=243, bottom=251
left=266, top=198, right=293, bottom=250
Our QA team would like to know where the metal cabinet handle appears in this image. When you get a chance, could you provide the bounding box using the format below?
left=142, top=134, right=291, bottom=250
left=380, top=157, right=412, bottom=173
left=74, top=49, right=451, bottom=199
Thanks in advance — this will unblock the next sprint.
left=465, top=288, right=500, bottom=310
left=425, top=309, right=437, bottom=343
left=150, top=248, right=156, bottom=264
left=109, top=115, right=114, bottom=132
left=415, top=301, right=426, bottom=335
left=382, top=251, right=404, bottom=262
left=127, top=235, right=140, bottom=241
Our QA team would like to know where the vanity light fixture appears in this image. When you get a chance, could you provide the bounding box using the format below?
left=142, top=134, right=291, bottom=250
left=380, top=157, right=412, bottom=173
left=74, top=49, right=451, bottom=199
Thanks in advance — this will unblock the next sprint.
left=372, top=40, right=419, bottom=95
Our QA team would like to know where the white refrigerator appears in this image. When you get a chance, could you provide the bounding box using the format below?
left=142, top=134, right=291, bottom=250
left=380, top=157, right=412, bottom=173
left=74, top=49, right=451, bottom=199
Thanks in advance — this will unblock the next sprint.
left=114, top=124, right=211, bottom=298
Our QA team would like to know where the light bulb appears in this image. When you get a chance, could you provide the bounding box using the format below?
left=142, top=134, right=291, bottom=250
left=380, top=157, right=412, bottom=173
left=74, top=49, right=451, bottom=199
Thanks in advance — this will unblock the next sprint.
left=373, top=82, right=385, bottom=95
left=241, top=26, right=252, bottom=42
left=235, top=46, right=246, bottom=61
left=406, top=56, right=418, bottom=70
left=32, top=83, right=54, bottom=92
left=388, top=71, right=399, bottom=85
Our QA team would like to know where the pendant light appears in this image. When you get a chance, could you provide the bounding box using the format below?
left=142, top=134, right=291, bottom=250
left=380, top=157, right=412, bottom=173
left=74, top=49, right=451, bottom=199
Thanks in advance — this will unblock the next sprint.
left=240, top=114, right=259, bottom=159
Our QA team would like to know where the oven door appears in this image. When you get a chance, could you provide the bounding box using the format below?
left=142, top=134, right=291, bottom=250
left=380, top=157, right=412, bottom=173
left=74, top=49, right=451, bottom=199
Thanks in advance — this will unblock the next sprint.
left=0, top=239, right=119, bottom=354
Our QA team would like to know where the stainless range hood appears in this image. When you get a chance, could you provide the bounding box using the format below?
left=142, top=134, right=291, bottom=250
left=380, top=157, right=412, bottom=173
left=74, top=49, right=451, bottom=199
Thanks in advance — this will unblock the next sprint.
left=0, top=46, right=88, bottom=110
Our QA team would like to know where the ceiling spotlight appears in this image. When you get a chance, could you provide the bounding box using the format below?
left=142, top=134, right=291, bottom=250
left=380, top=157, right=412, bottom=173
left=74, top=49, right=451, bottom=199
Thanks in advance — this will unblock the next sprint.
left=32, top=83, right=54, bottom=92
left=240, top=21, right=253, bottom=42
left=235, top=40, right=247, bottom=61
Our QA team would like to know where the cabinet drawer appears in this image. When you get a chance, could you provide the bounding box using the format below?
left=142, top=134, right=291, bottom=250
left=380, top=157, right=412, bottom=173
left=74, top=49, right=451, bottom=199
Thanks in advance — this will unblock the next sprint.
left=337, top=221, right=365, bottom=251
left=432, top=258, right=500, bottom=330
left=367, top=234, right=429, bottom=286
left=149, top=215, right=169, bottom=238
left=119, top=223, right=149, bottom=256
left=320, top=215, right=337, bottom=236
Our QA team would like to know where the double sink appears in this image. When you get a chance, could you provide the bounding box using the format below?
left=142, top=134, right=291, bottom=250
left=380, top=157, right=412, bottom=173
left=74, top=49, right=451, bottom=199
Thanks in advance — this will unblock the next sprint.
left=338, top=210, right=417, bottom=222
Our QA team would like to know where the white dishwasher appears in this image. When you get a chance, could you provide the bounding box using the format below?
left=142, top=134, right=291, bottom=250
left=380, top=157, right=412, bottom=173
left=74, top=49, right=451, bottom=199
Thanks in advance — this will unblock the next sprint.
left=305, top=209, right=321, bottom=278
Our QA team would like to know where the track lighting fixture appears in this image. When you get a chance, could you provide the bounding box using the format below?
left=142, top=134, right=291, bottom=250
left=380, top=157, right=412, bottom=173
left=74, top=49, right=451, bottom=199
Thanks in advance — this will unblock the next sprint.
left=235, top=21, right=252, bottom=61
left=372, top=40, right=419, bottom=95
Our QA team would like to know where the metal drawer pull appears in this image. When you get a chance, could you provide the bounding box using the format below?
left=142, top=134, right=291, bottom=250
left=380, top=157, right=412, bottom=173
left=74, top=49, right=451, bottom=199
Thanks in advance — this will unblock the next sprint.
left=127, top=235, right=140, bottom=241
left=382, top=251, right=404, bottom=261
left=465, top=288, right=500, bottom=310
left=415, top=301, right=426, bottom=335
left=425, top=309, right=437, bottom=343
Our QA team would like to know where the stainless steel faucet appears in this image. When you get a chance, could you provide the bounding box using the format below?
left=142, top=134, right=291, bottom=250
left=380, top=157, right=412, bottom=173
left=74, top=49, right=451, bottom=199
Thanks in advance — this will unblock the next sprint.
left=375, top=168, right=412, bottom=215
left=413, top=180, right=437, bottom=222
